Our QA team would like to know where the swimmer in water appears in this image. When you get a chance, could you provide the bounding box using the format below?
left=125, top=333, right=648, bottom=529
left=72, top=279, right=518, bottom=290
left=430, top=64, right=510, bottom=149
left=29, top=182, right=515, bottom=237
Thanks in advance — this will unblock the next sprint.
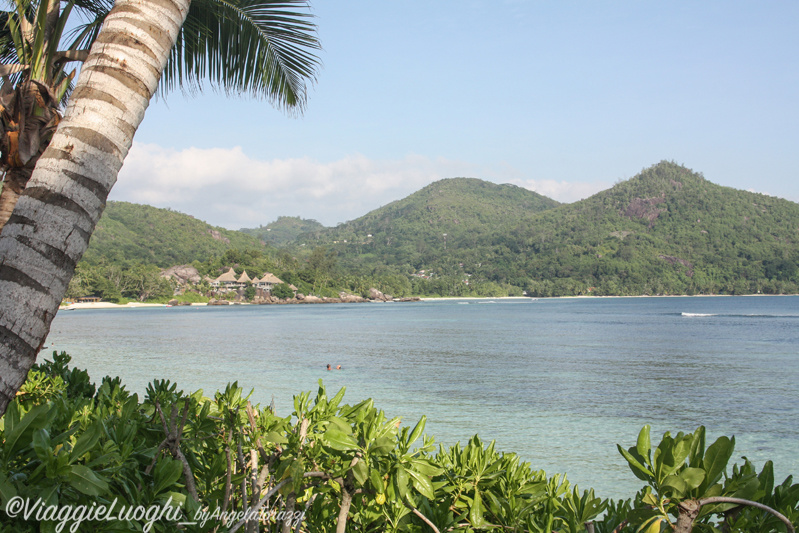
left=336, top=365, right=342, bottom=370
left=326, top=364, right=331, bottom=371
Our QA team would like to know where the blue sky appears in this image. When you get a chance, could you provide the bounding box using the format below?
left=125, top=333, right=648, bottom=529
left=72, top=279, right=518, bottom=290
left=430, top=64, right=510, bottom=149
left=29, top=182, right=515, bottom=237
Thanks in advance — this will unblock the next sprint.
left=110, top=1, right=799, bottom=229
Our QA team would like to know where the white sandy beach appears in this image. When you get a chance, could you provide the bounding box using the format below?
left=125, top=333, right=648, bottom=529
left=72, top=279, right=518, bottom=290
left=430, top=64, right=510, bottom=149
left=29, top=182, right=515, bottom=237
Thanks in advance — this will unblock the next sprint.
left=61, top=302, right=209, bottom=310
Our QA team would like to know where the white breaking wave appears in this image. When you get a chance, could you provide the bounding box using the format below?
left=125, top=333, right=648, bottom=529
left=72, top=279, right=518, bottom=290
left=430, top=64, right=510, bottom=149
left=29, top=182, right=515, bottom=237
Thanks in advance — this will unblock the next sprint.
left=681, top=312, right=717, bottom=317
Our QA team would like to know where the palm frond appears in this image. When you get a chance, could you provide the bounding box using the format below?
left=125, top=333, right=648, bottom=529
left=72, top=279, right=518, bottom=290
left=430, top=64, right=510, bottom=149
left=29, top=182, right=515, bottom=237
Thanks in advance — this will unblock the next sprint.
left=162, top=0, right=321, bottom=113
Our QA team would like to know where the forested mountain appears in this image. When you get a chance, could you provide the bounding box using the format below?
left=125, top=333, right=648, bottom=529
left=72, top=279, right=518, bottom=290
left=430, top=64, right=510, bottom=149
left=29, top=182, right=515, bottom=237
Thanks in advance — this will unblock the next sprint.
left=240, top=216, right=325, bottom=245
left=83, top=202, right=264, bottom=267
left=297, top=177, right=561, bottom=265
left=300, top=162, right=799, bottom=295
left=80, top=163, right=799, bottom=297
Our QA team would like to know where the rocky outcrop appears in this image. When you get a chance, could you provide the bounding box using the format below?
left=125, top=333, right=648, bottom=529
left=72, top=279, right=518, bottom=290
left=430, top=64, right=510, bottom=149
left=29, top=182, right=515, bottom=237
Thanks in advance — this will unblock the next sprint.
left=161, top=265, right=201, bottom=285
left=368, top=288, right=392, bottom=301
left=167, top=299, right=192, bottom=306
left=207, top=229, right=230, bottom=244
left=339, top=292, right=368, bottom=303
left=207, top=298, right=230, bottom=306
left=624, top=195, right=666, bottom=225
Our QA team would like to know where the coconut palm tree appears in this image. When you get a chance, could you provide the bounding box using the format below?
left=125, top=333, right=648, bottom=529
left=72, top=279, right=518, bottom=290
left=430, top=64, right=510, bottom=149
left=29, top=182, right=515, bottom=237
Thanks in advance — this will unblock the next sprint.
left=0, top=0, right=320, bottom=415
left=0, top=0, right=319, bottom=232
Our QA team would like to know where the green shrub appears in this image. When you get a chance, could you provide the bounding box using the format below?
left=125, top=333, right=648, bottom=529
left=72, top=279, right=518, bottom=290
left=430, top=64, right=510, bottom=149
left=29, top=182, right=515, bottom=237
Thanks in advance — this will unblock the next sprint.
left=1, top=354, right=795, bottom=532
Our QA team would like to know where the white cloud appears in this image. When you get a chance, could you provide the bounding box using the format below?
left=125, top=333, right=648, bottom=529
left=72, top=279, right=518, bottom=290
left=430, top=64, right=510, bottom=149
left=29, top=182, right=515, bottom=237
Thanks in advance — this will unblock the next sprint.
left=113, top=143, right=479, bottom=228
left=111, top=142, right=610, bottom=228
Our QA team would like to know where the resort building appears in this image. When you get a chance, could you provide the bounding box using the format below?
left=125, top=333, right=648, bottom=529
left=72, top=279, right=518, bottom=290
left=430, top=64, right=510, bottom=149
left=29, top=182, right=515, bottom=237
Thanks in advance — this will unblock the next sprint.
left=210, top=268, right=296, bottom=296
left=210, top=268, right=252, bottom=291
left=253, top=273, right=283, bottom=292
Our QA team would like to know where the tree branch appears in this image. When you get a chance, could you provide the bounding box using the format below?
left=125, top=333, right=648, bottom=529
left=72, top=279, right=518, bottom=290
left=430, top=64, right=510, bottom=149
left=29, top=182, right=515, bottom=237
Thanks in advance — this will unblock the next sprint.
left=229, top=472, right=330, bottom=533
left=699, top=497, right=794, bottom=533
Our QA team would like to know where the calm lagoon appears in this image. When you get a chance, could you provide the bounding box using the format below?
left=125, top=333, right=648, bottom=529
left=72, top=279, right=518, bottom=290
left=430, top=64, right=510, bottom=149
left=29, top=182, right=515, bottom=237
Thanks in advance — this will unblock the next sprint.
left=46, top=296, right=799, bottom=498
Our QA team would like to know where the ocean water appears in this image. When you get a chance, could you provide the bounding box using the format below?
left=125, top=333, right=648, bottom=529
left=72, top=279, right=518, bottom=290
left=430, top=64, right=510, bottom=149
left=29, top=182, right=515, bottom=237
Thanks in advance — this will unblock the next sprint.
left=46, top=296, right=799, bottom=499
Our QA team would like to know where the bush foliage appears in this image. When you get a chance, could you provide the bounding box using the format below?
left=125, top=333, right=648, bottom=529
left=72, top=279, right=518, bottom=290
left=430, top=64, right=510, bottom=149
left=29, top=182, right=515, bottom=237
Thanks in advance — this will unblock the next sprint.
left=1, top=353, right=796, bottom=532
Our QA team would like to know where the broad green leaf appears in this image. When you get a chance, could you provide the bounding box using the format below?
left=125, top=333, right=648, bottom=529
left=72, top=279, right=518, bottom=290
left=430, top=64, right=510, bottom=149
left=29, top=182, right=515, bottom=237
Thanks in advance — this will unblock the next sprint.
left=642, top=491, right=658, bottom=507
left=469, top=491, right=486, bottom=527
left=636, top=425, right=651, bottom=462
left=327, top=416, right=353, bottom=435
left=369, top=468, right=384, bottom=492
left=703, top=436, right=733, bottom=488
left=757, top=460, right=774, bottom=498
left=406, top=468, right=435, bottom=500
left=370, top=436, right=394, bottom=456
left=395, top=466, right=409, bottom=499
left=407, top=415, right=426, bottom=445
left=688, top=426, right=706, bottom=467
left=32, top=428, right=52, bottom=460
left=324, top=429, right=358, bottom=451
left=679, top=467, right=706, bottom=492
left=4, top=403, right=49, bottom=459
left=328, top=387, right=346, bottom=410
left=153, top=458, right=183, bottom=495
left=69, top=422, right=102, bottom=464
left=667, top=437, right=691, bottom=475
left=618, top=445, right=654, bottom=481
left=732, top=475, right=759, bottom=501
left=352, top=459, right=368, bottom=486
left=162, top=492, right=186, bottom=508
left=661, top=475, right=687, bottom=498
left=639, top=516, right=663, bottom=533
left=264, top=431, right=289, bottom=445
left=68, top=465, right=108, bottom=496
left=410, top=458, right=444, bottom=477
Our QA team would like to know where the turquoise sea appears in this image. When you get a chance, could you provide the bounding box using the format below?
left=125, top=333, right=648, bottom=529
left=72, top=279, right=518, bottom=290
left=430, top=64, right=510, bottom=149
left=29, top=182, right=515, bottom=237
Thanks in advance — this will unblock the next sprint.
left=46, top=296, right=799, bottom=498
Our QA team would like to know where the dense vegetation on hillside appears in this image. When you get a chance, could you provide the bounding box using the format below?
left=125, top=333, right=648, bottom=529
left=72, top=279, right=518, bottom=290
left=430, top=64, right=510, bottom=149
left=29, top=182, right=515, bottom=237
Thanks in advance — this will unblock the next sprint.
left=74, top=162, right=799, bottom=300
left=83, top=202, right=265, bottom=268
left=240, top=216, right=325, bottom=245
left=305, top=163, right=799, bottom=296
left=300, top=178, right=560, bottom=264
left=2, top=353, right=796, bottom=532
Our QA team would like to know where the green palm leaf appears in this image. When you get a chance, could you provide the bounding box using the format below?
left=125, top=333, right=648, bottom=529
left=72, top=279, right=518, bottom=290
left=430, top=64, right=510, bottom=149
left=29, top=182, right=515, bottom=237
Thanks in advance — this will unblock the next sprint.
left=163, top=0, right=320, bottom=111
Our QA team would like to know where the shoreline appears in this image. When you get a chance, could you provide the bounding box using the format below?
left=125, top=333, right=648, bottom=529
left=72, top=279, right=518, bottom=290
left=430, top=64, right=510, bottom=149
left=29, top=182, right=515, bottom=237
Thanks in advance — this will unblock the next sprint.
left=62, top=302, right=209, bottom=310
left=60, top=293, right=797, bottom=310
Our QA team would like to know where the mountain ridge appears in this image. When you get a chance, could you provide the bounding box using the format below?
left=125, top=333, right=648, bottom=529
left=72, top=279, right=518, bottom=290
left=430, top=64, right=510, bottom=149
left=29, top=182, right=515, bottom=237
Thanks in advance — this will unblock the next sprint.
left=80, top=161, right=799, bottom=296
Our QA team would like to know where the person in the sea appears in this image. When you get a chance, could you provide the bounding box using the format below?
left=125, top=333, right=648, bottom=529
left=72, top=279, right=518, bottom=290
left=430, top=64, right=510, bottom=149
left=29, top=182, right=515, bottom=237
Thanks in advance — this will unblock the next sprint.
left=326, top=364, right=331, bottom=371
left=336, top=365, right=342, bottom=370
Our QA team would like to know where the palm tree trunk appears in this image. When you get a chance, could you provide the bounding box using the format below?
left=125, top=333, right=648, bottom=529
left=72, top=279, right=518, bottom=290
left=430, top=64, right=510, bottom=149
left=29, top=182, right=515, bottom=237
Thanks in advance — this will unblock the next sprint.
left=0, top=168, right=33, bottom=233
left=0, top=0, right=191, bottom=416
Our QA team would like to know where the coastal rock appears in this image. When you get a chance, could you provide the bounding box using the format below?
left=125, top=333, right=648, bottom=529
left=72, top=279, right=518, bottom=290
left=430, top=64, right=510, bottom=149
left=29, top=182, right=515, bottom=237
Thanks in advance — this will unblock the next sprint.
left=303, top=295, right=323, bottom=303
left=339, top=292, right=367, bottom=303
left=368, top=288, right=390, bottom=301
left=161, top=265, right=201, bottom=286
left=207, top=298, right=230, bottom=306
left=296, top=293, right=305, bottom=300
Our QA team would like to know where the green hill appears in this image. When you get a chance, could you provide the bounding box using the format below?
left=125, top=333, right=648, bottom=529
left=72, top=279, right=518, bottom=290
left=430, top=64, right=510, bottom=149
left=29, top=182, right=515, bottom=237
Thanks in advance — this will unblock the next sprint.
left=79, top=163, right=799, bottom=297
left=298, top=177, right=561, bottom=269
left=240, top=216, right=326, bottom=246
left=501, top=161, right=799, bottom=295
left=303, top=163, right=799, bottom=295
left=82, top=202, right=265, bottom=267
